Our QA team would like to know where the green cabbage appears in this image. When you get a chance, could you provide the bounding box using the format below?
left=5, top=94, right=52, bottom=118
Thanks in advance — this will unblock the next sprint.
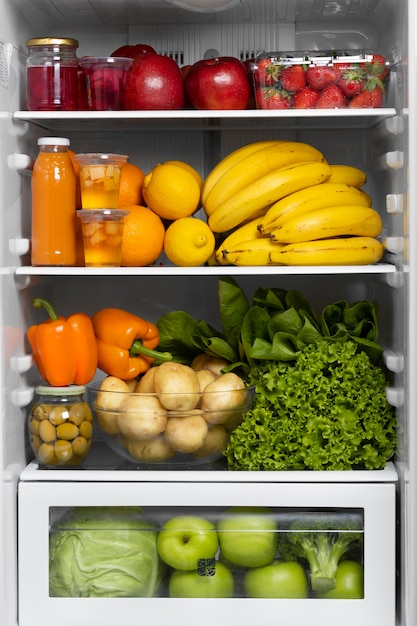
left=49, top=507, right=164, bottom=597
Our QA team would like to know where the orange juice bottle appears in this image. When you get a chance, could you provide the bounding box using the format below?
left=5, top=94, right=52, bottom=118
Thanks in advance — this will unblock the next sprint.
left=31, top=137, right=76, bottom=265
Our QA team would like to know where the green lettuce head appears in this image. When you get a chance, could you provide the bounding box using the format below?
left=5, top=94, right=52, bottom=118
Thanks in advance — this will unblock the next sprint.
left=49, top=507, right=164, bottom=597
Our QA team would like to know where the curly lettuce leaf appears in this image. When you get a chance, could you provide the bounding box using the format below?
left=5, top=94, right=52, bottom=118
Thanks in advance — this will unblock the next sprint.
left=225, top=340, right=396, bottom=471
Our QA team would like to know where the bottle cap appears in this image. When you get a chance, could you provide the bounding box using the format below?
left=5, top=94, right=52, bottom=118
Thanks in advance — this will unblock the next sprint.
left=37, top=137, right=70, bottom=147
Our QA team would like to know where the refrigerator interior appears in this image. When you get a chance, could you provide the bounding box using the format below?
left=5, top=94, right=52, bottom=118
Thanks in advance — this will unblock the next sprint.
left=0, top=0, right=415, bottom=624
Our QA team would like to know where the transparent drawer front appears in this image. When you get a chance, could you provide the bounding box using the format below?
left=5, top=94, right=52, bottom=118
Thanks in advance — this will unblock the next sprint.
left=48, top=506, right=364, bottom=600
left=18, top=480, right=395, bottom=626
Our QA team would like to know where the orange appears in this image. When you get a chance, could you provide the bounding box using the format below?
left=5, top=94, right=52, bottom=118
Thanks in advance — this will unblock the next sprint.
left=142, top=161, right=201, bottom=220
left=121, top=204, right=165, bottom=267
left=118, top=162, right=146, bottom=208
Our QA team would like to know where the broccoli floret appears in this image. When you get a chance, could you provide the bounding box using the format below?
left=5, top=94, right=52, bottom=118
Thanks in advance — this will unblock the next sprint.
left=283, top=513, right=363, bottom=592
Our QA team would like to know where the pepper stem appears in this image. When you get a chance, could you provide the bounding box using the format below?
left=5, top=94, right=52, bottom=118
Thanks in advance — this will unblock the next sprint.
left=130, top=340, right=173, bottom=363
left=32, top=298, right=59, bottom=321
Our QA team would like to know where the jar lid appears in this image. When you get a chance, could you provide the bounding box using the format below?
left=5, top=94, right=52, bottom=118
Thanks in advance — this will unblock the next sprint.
left=35, top=384, right=86, bottom=396
left=26, top=37, right=79, bottom=48
left=38, top=137, right=70, bottom=146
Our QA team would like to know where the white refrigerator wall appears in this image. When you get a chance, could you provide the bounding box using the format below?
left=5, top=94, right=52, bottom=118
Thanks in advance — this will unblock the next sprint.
left=0, top=1, right=413, bottom=625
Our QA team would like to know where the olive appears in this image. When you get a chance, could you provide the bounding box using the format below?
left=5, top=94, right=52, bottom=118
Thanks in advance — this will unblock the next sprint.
left=38, top=419, right=56, bottom=443
left=37, top=442, right=56, bottom=464
left=48, top=405, right=69, bottom=426
left=54, top=439, right=73, bottom=462
left=79, top=420, right=93, bottom=440
left=56, top=422, right=79, bottom=441
left=68, top=404, right=86, bottom=426
left=28, top=417, right=41, bottom=435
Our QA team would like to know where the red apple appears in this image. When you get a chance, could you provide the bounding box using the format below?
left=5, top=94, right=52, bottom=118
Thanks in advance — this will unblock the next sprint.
left=185, top=57, right=251, bottom=110
left=110, top=43, right=157, bottom=59
left=243, top=58, right=257, bottom=109
left=123, top=53, right=185, bottom=110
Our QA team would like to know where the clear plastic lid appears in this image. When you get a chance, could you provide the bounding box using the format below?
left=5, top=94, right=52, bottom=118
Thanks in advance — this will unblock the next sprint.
left=37, top=137, right=70, bottom=147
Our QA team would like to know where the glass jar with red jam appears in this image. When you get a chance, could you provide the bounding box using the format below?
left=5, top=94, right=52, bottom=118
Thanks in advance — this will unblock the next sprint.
left=26, top=37, right=79, bottom=111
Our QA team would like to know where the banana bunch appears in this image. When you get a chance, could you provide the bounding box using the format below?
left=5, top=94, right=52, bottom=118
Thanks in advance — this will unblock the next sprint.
left=203, top=140, right=330, bottom=233
left=208, top=145, right=384, bottom=266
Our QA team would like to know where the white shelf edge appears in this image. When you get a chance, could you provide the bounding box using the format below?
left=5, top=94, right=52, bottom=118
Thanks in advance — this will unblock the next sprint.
left=13, top=108, right=397, bottom=122
left=19, top=460, right=398, bottom=483
left=14, top=264, right=397, bottom=277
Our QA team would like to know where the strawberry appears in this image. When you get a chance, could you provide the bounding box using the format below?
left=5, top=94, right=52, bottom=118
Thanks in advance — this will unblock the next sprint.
left=293, top=86, right=320, bottom=109
left=348, top=85, right=384, bottom=108
left=305, top=65, right=339, bottom=90
left=364, top=53, right=390, bottom=81
left=279, top=65, right=306, bottom=93
left=337, top=64, right=366, bottom=97
left=254, top=58, right=281, bottom=87
left=255, top=86, right=293, bottom=109
left=315, top=84, right=347, bottom=109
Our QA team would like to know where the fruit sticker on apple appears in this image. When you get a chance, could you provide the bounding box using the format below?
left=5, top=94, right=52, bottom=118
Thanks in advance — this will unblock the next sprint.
left=169, top=560, right=235, bottom=598
left=157, top=515, right=219, bottom=570
left=217, top=507, right=278, bottom=568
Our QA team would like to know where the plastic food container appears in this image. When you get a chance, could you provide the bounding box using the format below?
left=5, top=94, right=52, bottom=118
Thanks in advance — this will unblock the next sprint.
left=252, top=50, right=390, bottom=109
left=79, top=56, right=133, bottom=110
left=76, top=209, right=129, bottom=267
left=28, top=385, right=93, bottom=467
left=75, top=153, right=128, bottom=209
left=88, top=381, right=253, bottom=467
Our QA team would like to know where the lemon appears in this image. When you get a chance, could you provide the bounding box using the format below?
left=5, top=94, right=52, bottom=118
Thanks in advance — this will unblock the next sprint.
left=164, top=218, right=216, bottom=267
left=142, top=162, right=201, bottom=220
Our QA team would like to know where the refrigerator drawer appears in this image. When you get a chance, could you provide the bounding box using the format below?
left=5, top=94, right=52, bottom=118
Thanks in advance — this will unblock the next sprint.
left=18, top=479, right=396, bottom=626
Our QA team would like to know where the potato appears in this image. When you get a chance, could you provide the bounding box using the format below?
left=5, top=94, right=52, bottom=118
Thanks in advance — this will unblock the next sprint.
left=124, top=378, right=139, bottom=392
left=118, top=394, right=167, bottom=441
left=153, top=362, right=200, bottom=411
left=123, top=436, right=175, bottom=462
left=96, top=375, right=130, bottom=411
left=193, top=424, right=229, bottom=458
left=164, top=413, right=208, bottom=454
left=191, top=353, right=212, bottom=371
left=201, top=372, right=248, bottom=425
left=135, top=367, right=158, bottom=393
left=95, top=409, right=120, bottom=435
left=196, top=368, right=216, bottom=392
left=191, top=353, right=229, bottom=376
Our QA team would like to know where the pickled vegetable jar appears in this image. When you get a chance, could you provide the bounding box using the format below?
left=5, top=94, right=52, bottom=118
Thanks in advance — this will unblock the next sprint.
left=28, top=385, right=93, bottom=467
left=26, top=37, right=79, bottom=111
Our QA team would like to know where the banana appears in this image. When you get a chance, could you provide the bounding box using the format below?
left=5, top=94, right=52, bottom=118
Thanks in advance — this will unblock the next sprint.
left=269, top=237, right=384, bottom=266
left=271, top=205, right=382, bottom=243
left=258, top=183, right=372, bottom=234
left=327, top=164, right=367, bottom=187
left=220, top=237, right=284, bottom=266
left=215, top=214, right=268, bottom=264
left=204, top=141, right=326, bottom=216
left=208, top=161, right=332, bottom=234
left=202, top=140, right=283, bottom=208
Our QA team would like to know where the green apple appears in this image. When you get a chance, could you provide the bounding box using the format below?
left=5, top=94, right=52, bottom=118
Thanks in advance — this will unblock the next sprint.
left=244, top=560, right=308, bottom=598
left=217, top=507, right=278, bottom=567
left=169, top=560, right=234, bottom=598
left=317, top=561, right=364, bottom=599
left=157, top=515, right=219, bottom=570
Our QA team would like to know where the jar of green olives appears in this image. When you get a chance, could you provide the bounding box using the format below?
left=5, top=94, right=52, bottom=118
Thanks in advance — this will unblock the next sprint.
left=29, top=385, right=93, bottom=467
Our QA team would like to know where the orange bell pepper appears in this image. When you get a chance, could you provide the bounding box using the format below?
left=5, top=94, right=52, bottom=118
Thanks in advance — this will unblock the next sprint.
left=27, top=298, right=98, bottom=387
left=91, top=307, right=172, bottom=380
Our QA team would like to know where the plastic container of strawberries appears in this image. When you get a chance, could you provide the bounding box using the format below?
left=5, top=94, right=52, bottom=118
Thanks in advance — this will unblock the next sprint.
left=252, top=50, right=390, bottom=110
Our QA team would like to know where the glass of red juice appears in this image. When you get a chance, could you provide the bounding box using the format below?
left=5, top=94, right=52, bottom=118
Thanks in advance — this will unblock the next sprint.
left=79, top=57, right=133, bottom=110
